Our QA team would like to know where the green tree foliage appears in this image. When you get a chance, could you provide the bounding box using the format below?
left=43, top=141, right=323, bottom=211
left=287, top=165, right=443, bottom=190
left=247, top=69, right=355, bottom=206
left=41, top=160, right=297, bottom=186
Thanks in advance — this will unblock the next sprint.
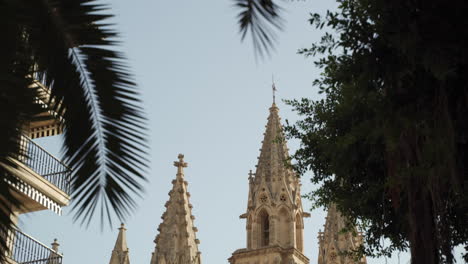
left=0, top=0, right=148, bottom=261
left=279, top=1, right=468, bottom=263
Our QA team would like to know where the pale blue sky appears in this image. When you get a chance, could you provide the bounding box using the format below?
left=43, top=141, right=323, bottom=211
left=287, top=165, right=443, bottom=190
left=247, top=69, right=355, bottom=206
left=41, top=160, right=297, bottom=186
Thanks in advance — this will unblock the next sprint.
left=17, top=0, right=464, bottom=263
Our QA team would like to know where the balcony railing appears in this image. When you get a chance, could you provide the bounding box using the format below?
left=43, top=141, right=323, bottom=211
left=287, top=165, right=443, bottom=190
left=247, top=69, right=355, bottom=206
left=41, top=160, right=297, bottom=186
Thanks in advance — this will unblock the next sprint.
left=19, top=135, right=71, bottom=195
left=8, top=229, right=62, bottom=264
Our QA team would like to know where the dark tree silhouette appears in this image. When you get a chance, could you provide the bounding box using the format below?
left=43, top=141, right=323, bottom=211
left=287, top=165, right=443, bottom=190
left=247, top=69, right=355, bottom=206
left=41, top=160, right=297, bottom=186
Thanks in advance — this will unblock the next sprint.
left=235, top=0, right=468, bottom=263
left=0, top=1, right=148, bottom=261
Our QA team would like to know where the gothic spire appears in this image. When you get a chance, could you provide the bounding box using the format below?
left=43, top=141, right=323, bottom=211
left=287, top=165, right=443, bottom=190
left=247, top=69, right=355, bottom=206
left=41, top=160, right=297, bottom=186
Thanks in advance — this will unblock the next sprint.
left=230, top=103, right=309, bottom=264
left=318, top=204, right=366, bottom=264
left=150, top=154, right=201, bottom=264
left=254, top=103, right=298, bottom=193
left=109, top=224, right=130, bottom=264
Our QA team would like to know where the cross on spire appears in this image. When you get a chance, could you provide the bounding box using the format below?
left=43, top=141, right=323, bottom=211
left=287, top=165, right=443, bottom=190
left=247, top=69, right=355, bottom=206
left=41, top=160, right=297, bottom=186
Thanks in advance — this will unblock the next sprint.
left=174, top=153, right=188, bottom=176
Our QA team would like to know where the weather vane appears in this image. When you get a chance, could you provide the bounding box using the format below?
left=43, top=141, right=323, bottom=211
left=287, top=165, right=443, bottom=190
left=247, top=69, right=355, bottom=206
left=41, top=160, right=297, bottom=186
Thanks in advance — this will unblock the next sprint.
left=272, top=74, right=277, bottom=103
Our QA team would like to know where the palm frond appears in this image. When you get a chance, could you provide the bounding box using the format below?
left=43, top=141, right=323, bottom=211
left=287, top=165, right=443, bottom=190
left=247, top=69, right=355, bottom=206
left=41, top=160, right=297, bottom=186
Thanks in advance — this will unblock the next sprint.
left=235, top=0, right=284, bottom=58
left=21, top=0, right=148, bottom=227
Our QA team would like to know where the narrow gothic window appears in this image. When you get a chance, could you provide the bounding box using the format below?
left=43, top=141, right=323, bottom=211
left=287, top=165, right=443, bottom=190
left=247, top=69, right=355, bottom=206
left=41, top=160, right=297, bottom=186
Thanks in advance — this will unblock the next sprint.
left=257, top=210, right=271, bottom=247
left=262, top=214, right=269, bottom=246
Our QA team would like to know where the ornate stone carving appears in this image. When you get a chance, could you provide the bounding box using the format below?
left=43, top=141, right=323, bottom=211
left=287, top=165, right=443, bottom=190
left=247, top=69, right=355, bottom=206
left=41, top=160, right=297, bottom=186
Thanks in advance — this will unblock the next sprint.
left=229, top=103, right=309, bottom=264
left=317, top=204, right=366, bottom=264
left=150, top=154, right=201, bottom=264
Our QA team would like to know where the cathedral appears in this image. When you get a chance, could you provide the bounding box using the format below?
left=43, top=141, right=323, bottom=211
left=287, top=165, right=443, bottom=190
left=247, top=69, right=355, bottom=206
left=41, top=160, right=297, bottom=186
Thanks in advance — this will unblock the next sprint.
left=108, top=103, right=367, bottom=264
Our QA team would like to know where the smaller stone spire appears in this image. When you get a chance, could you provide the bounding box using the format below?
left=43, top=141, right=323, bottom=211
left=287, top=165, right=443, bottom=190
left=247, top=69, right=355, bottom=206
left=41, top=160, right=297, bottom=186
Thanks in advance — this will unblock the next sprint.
left=46, top=239, right=61, bottom=264
left=109, top=223, right=130, bottom=264
left=318, top=204, right=366, bottom=264
left=150, top=154, right=201, bottom=264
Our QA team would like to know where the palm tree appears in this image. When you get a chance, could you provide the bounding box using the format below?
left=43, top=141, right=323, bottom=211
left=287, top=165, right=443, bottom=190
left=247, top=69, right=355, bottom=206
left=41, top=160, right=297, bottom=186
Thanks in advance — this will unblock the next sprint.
left=234, top=0, right=283, bottom=58
left=0, top=0, right=148, bottom=260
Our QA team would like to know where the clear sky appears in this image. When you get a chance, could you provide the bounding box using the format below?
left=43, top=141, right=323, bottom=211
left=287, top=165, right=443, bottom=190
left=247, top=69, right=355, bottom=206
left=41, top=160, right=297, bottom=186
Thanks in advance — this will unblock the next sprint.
left=17, top=0, right=464, bottom=263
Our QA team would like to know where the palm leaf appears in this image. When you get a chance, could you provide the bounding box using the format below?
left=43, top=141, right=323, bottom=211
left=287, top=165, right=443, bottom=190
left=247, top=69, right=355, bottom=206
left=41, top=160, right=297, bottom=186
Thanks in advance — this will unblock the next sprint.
left=0, top=0, right=148, bottom=230
left=235, top=0, right=284, bottom=58
left=31, top=0, right=149, bottom=227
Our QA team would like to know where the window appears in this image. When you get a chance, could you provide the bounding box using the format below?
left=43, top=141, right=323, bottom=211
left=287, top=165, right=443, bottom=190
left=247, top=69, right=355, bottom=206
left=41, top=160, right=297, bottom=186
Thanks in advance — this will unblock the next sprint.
left=262, top=214, right=269, bottom=246
left=258, top=210, right=270, bottom=247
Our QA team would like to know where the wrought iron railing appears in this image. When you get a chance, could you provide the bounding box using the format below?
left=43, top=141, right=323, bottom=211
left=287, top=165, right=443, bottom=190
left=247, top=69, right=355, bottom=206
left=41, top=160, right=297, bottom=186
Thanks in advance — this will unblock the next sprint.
left=8, top=229, right=62, bottom=264
left=19, top=135, right=71, bottom=195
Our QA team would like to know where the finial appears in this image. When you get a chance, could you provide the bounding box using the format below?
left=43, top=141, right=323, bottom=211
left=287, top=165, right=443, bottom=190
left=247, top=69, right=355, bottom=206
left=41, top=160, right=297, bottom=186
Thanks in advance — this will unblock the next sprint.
left=119, top=223, right=126, bottom=229
left=272, top=75, right=277, bottom=104
left=51, top=239, right=60, bottom=251
left=248, top=170, right=255, bottom=181
left=174, top=153, right=188, bottom=176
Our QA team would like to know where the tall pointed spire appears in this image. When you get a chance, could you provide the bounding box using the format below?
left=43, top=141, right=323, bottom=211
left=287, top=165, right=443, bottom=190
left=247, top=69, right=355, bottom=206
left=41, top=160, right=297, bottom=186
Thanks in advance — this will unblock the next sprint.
left=230, top=103, right=310, bottom=264
left=109, top=224, right=130, bottom=264
left=150, top=154, right=201, bottom=264
left=254, top=102, right=298, bottom=194
left=318, top=204, right=367, bottom=264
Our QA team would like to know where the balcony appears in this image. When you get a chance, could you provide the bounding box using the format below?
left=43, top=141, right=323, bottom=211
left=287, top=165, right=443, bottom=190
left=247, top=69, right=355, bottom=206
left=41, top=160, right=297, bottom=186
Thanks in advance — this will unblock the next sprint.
left=5, top=135, right=71, bottom=215
left=7, top=229, right=62, bottom=264
left=27, top=80, right=63, bottom=139
left=18, top=136, right=71, bottom=195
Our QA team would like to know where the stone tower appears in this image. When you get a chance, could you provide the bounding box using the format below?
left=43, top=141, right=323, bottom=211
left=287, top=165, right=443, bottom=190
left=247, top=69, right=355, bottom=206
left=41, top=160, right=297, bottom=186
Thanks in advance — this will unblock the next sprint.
left=109, top=224, right=130, bottom=264
left=317, top=204, right=366, bottom=264
left=150, top=154, right=201, bottom=264
left=229, top=103, right=310, bottom=264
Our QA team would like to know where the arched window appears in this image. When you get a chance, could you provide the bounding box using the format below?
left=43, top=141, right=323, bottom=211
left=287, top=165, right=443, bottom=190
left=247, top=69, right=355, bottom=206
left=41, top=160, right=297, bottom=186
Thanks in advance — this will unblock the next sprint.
left=262, top=214, right=270, bottom=246
left=259, top=210, right=270, bottom=247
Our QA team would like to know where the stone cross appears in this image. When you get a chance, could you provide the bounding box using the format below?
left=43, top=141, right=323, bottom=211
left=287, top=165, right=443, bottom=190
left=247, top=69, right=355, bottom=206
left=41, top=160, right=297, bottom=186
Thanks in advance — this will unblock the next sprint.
left=174, top=154, right=188, bottom=176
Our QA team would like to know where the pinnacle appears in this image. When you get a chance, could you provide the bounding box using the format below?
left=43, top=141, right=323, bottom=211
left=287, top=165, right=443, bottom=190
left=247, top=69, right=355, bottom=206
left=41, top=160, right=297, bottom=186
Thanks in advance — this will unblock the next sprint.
left=151, top=154, right=201, bottom=264
left=317, top=204, right=366, bottom=264
left=108, top=223, right=130, bottom=264
left=47, top=238, right=61, bottom=264
left=254, top=104, right=293, bottom=185
left=51, top=239, right=59, bottom=251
